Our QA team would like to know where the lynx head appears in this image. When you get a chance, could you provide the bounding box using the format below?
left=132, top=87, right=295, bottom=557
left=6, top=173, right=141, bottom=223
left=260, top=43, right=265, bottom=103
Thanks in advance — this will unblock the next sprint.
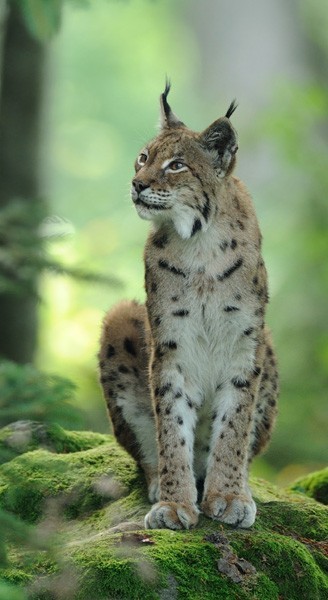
left=131, top=82, right=238, bottom=239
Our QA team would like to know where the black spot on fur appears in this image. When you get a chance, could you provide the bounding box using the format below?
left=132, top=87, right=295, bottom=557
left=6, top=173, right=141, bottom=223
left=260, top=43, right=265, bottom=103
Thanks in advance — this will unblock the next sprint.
left=224, top=306, right=240, bottom=312
left=124, top=338, right=137, bottom=356
left=191, top=218, right=202, bottom=236
left=253, top=367, right=262, bottom=378
left=118, top=365, right=129, bottom=374
left=217, top=258, right=243, bottom=281
left=230, top=239, right=237, bottom=249
left=244, top=327, right=254, bottom=336
left=171, top=295, right=179, bottom=302
left=172, top=309, right=189, bottom=317
left=153, top=233, right=169, bottom=249
left=232, top=378, right=250, bottom=389
left=106, top=344, right=115, bottom=358
left=163, top=340, right=177, bottom=350
left=180, top=438, right=186, bottom=446
left=158, top=259, right=186, bottom=278
left=154, top=316, right=161, bottom=326
left=155, top=383, right=172, bottom=397
left=219, top=241, right=228, bottom=252
left=174, top=391, right=182, bottom=399
left=177, top=416, right=183, bottom=425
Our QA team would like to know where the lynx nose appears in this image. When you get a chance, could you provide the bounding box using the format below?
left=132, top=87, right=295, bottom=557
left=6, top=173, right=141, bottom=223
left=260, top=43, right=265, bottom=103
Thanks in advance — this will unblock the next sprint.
left=132, top=179, right=149, bottom=195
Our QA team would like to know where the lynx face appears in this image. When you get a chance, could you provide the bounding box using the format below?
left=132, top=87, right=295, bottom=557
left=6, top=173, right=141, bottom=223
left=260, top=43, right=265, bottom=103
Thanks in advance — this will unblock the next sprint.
left=131, top=85, right=238, bottom=239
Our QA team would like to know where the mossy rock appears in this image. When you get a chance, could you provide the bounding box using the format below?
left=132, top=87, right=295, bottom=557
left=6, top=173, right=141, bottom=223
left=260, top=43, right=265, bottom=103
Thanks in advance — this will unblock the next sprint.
left=290, top=467, right=328, bottom=506
left=0, top=421, right=107, bottom=465
left=0, top=421, right=327, bottom=600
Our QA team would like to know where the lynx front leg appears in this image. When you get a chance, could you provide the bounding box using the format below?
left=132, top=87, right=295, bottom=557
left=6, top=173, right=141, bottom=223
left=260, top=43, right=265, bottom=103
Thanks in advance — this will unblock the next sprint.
left=145, top=365, right=199, bottom=530
left=201, top=373, right=261, bottom=528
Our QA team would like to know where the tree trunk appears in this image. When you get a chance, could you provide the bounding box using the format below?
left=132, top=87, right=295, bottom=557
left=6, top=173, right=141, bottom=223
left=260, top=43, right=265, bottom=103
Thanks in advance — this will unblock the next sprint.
left=0, top=2, right=46, bottom=364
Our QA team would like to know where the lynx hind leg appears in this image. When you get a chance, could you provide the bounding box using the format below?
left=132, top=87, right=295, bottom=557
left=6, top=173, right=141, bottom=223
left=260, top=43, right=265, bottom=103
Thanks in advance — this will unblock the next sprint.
left=98, top=300, right=159, bottom=502
left=249, top=329, right=279, bottom=461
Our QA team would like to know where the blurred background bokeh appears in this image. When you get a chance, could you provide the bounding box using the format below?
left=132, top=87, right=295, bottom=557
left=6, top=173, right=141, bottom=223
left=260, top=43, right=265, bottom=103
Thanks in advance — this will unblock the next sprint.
left=0, top=0, right=327, bottom=486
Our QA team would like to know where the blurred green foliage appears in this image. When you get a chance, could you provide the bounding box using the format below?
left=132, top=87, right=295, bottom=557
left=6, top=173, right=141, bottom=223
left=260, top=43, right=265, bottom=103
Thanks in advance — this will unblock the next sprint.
left=257, top=82, right=328, bottom=475
left=0, top=361, right=81, bottom=428
left=0, top=199, right=120, bottom=298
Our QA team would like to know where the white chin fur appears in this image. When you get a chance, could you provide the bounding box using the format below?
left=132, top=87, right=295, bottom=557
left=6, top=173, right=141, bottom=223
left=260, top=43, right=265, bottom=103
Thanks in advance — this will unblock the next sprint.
left=135, top=205, right=153, bottom=220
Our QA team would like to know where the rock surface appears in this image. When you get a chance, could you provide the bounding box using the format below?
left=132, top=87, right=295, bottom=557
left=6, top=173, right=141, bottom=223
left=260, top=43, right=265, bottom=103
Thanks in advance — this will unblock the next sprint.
left=0, top=421, right=327, bottom=599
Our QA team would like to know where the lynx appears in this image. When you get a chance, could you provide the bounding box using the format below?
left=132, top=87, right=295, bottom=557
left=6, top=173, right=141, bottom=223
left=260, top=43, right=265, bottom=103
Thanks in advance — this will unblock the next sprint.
left=99, top=84, right=278, bottom=530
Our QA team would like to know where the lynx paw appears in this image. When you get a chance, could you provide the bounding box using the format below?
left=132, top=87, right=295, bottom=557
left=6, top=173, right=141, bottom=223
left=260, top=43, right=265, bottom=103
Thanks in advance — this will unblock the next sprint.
left=201, top=492, right=256, bottom=528
left=145, top=501, right=199, bottom=530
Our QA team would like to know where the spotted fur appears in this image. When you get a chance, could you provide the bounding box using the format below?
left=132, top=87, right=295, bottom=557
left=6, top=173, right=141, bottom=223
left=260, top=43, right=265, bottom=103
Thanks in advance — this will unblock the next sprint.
left=99, top=86, right=278, bottom=530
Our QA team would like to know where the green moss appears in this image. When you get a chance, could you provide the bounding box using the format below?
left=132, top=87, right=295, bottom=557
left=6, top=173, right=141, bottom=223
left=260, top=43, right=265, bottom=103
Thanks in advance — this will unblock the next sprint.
left=0, top=422, right=327, bottom=599
left=290, top=467, right=328, bottom=505
left=0, top=422, right=108, bottom=464
left=232, top=531, right=328, bottom=600
left=0, top=438, right=138, bottom=523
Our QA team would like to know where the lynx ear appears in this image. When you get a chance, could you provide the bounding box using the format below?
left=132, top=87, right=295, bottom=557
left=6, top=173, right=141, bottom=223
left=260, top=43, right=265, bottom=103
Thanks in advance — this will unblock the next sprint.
left=200, top=100, right=238, bottom=177
left=159, top=80, right=185, bottom=129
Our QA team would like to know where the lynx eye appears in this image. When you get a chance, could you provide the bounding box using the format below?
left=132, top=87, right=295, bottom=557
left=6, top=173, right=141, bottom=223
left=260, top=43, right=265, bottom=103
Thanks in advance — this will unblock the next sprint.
left=167, top=160, right=185, bottom=172
left=137, top=153, right=148, bottom=166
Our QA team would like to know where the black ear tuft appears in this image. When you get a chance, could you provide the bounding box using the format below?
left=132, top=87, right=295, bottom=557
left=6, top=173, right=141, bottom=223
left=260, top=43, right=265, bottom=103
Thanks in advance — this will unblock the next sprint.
left=159, top=78, right=185, bottom=129
left=161, top=77, right=171, bottom=119
left=225, top=99, right=238, bottom=119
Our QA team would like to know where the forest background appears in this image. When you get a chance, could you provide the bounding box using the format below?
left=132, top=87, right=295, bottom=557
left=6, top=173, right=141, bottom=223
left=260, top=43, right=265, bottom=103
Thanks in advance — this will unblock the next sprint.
left=0, top=0, right=327, bottom=489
